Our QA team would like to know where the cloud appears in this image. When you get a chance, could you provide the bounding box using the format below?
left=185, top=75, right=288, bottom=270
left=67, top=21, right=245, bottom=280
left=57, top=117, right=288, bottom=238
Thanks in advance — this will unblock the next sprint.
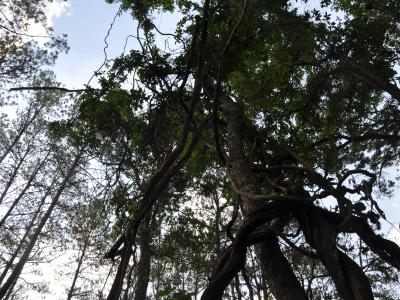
left=25, top=0, right=71, bottom=47
left=388, top=225, right=400, bottom=245
left=46, top=0, right=72, bottom=23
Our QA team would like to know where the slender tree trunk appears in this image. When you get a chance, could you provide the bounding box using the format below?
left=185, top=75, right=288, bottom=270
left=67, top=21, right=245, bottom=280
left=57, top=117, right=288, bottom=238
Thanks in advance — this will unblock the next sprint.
left=0, top=152, right=82, bottom=298
left=234, top=275, right=242, bottom=300
left=0, top=106, right=40, bottom=165
left=0, top=146, right=30, bottom=205
left=133, top=215, right=152, bottom=300
left=67, top=239, right=88, bottom=300
left=230, top=281, right=236, bottom=299
left=223, top=101, right=308, bottom=300
left=106, top=1, right=210, bottom=296
left=0, top=177, right=56, bottom=285
left=122, top=263, right=135, bottom=300
left=241, top=269, right=254, bottom=300
left=0, top=153, right=48, bottom=227
left=214, top=194, right=221, bottom=256
left=2, top=279, right=16, bottom=300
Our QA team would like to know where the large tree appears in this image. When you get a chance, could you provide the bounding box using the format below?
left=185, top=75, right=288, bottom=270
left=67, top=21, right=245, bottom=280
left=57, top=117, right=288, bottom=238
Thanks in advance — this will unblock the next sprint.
left=3, top=0, right=400, bottom=299
left=66, top=0, right=400, bottom=299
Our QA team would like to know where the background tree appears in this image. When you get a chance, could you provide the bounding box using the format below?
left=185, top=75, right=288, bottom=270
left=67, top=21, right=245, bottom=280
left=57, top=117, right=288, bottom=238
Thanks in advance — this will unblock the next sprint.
left=0, top=0, right=67, bottom=90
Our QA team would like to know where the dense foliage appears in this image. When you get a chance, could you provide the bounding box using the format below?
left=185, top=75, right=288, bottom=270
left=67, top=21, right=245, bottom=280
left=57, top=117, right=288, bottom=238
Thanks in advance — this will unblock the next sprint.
left=1, top=0, right=400, bottom=299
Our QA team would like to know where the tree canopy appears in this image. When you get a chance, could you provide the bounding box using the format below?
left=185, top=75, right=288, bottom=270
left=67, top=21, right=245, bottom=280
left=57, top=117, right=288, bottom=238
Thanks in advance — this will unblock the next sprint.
left=1, top=0, right=400, bottom=299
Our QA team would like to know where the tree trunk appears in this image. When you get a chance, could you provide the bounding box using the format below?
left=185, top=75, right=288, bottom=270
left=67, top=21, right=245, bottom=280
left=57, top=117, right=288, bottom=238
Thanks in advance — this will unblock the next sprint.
left=298, top=209, right=373, bottom=300
left=0, top=152, right=81, bottom=298
left=106, top=244, right=132, bottom=300
left=0, top=153, right=48, bottom=228
left=122, top=263, right=135, bottom=300
left=0, top=146, right=30, bottom=205
left=133, top=215, right=152, bottom=300
left=234, top=275, right=242, bottom=300
left=222, top=101, right=308, bottom=300
left=241, top=269, right=254, bottom=300
left=2, top=279, right=16, bottom=300
left=0, top=177, right=56, bottom=285
left=67, top=239, right=89, bottom=300
left=0, top=105, right=41, bottom=165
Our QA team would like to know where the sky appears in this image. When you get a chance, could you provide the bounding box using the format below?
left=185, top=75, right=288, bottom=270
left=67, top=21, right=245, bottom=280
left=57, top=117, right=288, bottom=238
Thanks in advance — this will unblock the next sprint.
left=22, top=0, right=400, bottom=298
left=50, top=0, right=178, bottom=89
left=51, top=0, right=139, bottom=88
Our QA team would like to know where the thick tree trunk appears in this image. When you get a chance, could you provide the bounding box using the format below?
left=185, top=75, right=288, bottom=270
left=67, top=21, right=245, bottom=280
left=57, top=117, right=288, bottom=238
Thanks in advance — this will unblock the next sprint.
left=222, top=101, right=308, bottom=300
left=256, top=234, right=308, bottom=300
left=2, top=280, right=16, bottom=300
left=133, top=215, right=152, bottom=300
left=106, top=244, right=132, bottom=300
left=0, top=152, right=81, bottom=298
left=298, top=209, right=373, bottom=300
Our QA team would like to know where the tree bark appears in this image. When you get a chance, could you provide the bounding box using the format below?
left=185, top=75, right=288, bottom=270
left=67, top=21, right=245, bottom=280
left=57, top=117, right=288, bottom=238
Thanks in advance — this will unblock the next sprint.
left=2, top=279, right=16, bottom=300
left=298, top=209, right=373, bottom=300
left=133, top=215, right=152, bottom=300
left=222, top=101, right=308, bottom=300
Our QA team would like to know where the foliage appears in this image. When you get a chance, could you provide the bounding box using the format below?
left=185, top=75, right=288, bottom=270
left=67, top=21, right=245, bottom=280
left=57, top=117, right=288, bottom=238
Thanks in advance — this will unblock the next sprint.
left=2, top=0, right=400, bottom=299
left=0, top=0, right=68, bottom=91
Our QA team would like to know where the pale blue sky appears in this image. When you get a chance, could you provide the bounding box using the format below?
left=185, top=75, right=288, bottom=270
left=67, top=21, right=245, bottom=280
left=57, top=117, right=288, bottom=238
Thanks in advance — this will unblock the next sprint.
left=51, top=0, right=139, bottom=88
